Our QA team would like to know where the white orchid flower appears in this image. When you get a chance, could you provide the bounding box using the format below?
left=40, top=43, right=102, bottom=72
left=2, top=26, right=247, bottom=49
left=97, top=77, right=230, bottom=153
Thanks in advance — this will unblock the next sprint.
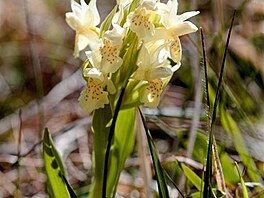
left=65, top=0, right=100, bottom=57
left=126, top=2, right=156, bottom=39
left=78, top=52, right=116, bottom=114
left=133, top=44, right=176, bottom=107
left=152, top=0, right=199, bottom=63
left=79, top=78, right=109, bottom=113
left=78, top=26, right=124, bottom=113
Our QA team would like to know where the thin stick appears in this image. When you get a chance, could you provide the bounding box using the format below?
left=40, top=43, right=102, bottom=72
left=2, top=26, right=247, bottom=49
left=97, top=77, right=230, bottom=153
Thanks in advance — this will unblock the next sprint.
left=15, top=109, right=23, bottom=197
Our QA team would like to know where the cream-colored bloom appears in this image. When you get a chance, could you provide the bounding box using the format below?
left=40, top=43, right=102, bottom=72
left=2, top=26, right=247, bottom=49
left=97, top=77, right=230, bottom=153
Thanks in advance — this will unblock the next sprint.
left=152, top=0, right=199, bottom=63
left=88, top=38, right=123, bottom=75
left=79, top=27, right=124, bottom=113
left=79, top=78, right=109, bottom=113
left=65, top=0, right=100, bottom=57
left=126, top=3, right=156, bottom=39
left=133, top=44, right=177, bottom=107
left=79, top=56, right=116, bottom=114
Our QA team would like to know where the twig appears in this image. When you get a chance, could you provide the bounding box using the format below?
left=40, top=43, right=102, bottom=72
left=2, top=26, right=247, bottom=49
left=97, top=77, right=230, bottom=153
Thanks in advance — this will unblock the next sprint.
left=15, top=109, right=22, bottom=197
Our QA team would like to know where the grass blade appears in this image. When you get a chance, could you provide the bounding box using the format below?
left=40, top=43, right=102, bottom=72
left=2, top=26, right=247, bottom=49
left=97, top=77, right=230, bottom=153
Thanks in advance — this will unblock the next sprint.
left=203, top=10, right=236, bottom=197
left=138, top=108, right=170, bottom=198
left=235, top=162, right=249, bottom=198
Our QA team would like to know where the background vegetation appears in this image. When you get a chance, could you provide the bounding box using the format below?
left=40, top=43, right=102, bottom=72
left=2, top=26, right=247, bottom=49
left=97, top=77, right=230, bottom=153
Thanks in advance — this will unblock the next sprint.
left=0, top=0, right=263, bottom=197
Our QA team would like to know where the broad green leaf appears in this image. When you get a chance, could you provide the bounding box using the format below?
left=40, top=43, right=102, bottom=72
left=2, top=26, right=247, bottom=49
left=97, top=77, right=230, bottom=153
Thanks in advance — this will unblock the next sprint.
left=89, top=105, right=112, bottom=198
left=220, top=107, right=262, bottom=183
left=139, top=108, right=170, bottom=198
left=99, top=5, right=118, bottom=38
left=181, top=163, right=204, bottom=191
left=235, top=162, right=249, bottom=198
left=43, top=128, right=71, bottom=198
left=220, top=153, right=239, bottom=184
left=106, top=108, right=136, bottom=196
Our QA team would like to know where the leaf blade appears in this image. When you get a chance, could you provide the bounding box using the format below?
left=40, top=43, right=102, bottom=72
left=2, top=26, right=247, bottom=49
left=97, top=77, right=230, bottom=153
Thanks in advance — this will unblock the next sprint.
left=43, top=128, right=71, bottom=198
left=138, top=108, right=170, bottom=198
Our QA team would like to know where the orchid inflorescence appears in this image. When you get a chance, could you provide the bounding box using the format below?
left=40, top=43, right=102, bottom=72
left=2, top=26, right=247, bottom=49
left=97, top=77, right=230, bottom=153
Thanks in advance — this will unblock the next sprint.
left=66, top=0, right=199, bottom=113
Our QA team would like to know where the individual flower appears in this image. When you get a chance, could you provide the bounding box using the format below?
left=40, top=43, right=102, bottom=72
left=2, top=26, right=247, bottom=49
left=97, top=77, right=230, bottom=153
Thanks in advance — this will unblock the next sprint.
left=79, top=78, right=109, bottom=113
left=133, top=44, right=179, bottom=107
left=78, top=51, right=116, bottom=113
left=150, top=0, right=199, bottom=63
left=126, top=1, right=156, bottom=39
left=79, top=26, right=124, bottom=113
left=65, top=0, right=100, bottom=57
left=95, top=25, right=125, bottom=74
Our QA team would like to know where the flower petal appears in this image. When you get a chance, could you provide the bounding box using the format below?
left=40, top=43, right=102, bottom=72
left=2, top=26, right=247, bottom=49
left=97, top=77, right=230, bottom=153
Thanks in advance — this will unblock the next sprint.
left=169, top=21, right=198, bottom=37
left=141, top=79, right=163, bottom=108
left=79, top=83, right=109, bottom=114
left=82, top=0, right=100, bottom=27
left=104, top=24, right=125, bottom=46
left=65, top=12, right=81, bottom=31
left=71, top=0, right=82, bottom=18
left=128, top=7, right=155, bottom=38
left=148, top=66, right=172, bottom=80
left=170, top=36, right=182, bottom=63
left=74, top=30, right=99, bottom=57
left=83, top=68, right=104, bottom=81
left=100, top=40, right=123, bottom=73
left=175, top=11, right=200, bottom=23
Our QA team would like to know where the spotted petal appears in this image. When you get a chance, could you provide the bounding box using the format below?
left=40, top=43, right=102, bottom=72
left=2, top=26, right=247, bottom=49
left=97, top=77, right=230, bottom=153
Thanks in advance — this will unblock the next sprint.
left=127, top=7, right=155, bottom=39
left=141, top=79, right=163, bottom=108
left=79, top=78, right=109, bottom=113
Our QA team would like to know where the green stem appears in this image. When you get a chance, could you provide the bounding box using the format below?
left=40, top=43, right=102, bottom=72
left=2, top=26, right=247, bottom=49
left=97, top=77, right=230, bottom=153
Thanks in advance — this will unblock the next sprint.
left=102, top=86, right=127, bottom=198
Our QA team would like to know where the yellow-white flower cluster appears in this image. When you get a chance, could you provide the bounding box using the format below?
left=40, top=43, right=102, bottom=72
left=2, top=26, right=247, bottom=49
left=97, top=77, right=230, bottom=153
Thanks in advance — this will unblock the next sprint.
left=65, top=0, right=199, bottom=113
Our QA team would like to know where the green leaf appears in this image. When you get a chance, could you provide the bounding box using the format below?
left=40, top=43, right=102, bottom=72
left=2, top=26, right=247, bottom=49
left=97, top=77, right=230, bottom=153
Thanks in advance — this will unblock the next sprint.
left=99, top=5, right=118, bottom=38
left=139, top=108, right=170, bottom=198
left=220, top=107, right=262, bottom=183
left=235, top=162, right=249, bottom=198
left=89, top=105, right=112, bottom=198
left=181, top=163, right=203, bottom=191
left=43, top=128, right=72, bottom=198
left=106, top=108, right=136, bottom=196
left=220, top=153, right=239, bottom=184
